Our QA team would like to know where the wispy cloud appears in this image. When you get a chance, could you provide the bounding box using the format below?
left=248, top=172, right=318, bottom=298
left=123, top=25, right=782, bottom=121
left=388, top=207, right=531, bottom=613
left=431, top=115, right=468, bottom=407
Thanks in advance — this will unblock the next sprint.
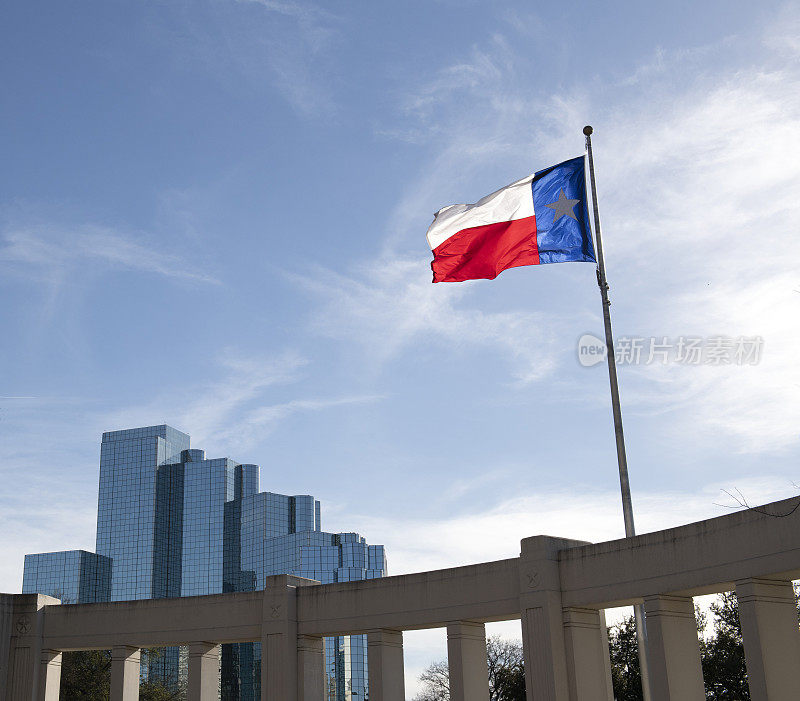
left=326, top=477, right=798, bottom=576
left=0, top=497, right=97, bottom=594
left=0, top=352, right=380, bottom=593
left=588, top=25, right=800, bottom=452
left=0, top=406, right=101, bottom=593
left=235, top=0, right=330, bottom=23
left=345, top=473, right=797, bottom=696
left=377, top=34, right=590, bottom=257
left=615, top=37, right=736, bottom=88
left=104, top=350, right=304, bottom=443
left=291, top=257, right=568, bottom=385
left=228, top=0, right=341, bottom=117
left=366, top=9, right=800, bottom=453
left=103, top=349, right=379, bottom=454
left=211, top=394, right=383, bottom=451
left=0, top=224, right=218, bottom=284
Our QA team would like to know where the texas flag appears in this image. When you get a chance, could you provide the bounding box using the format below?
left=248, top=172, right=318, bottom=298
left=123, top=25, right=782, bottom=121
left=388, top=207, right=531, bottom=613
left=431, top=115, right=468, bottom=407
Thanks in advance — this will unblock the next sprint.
left=426, top=156, right=596, bottom=283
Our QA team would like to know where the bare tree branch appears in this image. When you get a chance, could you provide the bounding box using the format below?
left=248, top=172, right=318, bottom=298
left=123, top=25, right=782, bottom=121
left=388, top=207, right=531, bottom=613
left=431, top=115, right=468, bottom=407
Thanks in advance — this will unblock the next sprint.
left=714, top=488, right=800, bottom=518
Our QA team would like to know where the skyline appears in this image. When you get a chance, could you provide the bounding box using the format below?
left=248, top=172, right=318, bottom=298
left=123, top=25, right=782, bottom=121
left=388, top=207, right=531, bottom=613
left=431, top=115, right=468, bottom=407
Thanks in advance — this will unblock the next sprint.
left=22, top=422, right=385, bottom=699
left=2, top=0, right=800, bottom=692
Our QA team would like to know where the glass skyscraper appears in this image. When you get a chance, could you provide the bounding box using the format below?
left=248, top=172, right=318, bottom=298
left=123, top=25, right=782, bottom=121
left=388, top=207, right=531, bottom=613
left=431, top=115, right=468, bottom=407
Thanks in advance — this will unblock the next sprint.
left=22, top=424, right=387, bottom=700
left=21, top=550, right=111, bottom=605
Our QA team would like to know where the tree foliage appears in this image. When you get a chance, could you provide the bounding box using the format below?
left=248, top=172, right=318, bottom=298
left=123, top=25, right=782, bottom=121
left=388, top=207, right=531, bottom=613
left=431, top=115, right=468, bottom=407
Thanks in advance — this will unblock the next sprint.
left=413, top=660, right=449, bottom=701
left=413, top=636, right=525, bottom=701
left=59, top=650, right=111, bottom=700
left=486, top=637, right=524, bottom=701
left=608, top=587, right=800, bottom=701
left=415, top=588, right=799, bottom=701
left=699, top=592, right=750, bottom=701
left=607, top=615, right=643, bottom=701
left=59, top=648, right=186, bottom=701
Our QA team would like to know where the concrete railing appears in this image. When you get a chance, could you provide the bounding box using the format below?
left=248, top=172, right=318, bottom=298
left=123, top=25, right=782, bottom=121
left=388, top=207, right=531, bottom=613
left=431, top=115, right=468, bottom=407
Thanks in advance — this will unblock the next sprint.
left=3, top=495, right=800, bottom=701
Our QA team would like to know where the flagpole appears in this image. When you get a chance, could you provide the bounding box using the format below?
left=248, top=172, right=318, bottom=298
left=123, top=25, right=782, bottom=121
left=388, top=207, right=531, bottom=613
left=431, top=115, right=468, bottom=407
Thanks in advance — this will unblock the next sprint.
left=583, top=125, right=652, bottom=701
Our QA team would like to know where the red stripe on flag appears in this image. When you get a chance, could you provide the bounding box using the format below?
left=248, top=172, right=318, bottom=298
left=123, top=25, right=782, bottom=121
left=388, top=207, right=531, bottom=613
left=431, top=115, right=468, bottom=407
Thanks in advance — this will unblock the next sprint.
left=431, top=216, right=539, bottom=282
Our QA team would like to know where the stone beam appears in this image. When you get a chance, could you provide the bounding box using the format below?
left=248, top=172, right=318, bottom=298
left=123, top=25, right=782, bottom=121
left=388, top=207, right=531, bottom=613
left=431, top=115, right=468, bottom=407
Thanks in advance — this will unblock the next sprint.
left=559, top=496, right=800, bottom=608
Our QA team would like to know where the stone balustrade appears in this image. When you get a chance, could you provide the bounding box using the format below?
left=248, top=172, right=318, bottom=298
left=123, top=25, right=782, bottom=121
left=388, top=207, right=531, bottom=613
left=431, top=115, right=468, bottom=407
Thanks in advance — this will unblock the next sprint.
left=2, top=495, right=799, bottom=700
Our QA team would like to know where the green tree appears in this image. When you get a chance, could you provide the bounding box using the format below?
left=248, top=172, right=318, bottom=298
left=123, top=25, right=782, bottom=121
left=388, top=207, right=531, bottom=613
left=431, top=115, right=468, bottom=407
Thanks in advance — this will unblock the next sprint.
left=607, top=615, right=642, bottom=701
left=608, top=586, right=800, bottom=700
left=58, top=648, right=185, bottom=700
left=139, top=648, right=186, bottom=701
left=493, top=663, right=525, bottom=701
left=700, top=592, right=749, bottom=700
left=139, top=677, right=186, bottom=701
left=607, top=606, right=708, bottom=701
left=59, top=650, right=111, bottom=700
left=487, top=637, right=524, bottom=701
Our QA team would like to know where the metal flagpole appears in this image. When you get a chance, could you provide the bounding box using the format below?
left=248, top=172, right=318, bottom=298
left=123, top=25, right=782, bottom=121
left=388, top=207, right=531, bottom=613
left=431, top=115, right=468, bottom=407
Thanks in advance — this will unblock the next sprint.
left=583, top=125, right=652, bottom=701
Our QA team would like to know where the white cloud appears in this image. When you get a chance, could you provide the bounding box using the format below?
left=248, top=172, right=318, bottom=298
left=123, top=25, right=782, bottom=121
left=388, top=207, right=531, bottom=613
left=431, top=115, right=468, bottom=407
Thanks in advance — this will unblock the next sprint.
left=102, top=349, right=379, bottom=454
left=0, top=224, right=218, bottom=284
left=230, top=0, right=340, bottom=117
left=326, top=477, right=798, bottom=576
left=330, top=476, right=797, bottom=697
left=590, top=45, right=800, bottom=452
left=0, top=489, right=96, bottom=595
left=366, top=9, right=800, bottom=453
left=291, top=257, right=568, bottom=385
left=0, top=353, right=380, bottom=594
left=211, top=394, right=383, bottom=451
left=325, top=475, right=798, bottom=696
left=235, top=0, right=328, bottom=23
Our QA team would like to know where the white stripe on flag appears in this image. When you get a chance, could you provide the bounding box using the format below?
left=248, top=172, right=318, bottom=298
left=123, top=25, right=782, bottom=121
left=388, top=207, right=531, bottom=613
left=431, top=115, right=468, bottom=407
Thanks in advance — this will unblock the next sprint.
left=425, top=174, right=535, bottom=250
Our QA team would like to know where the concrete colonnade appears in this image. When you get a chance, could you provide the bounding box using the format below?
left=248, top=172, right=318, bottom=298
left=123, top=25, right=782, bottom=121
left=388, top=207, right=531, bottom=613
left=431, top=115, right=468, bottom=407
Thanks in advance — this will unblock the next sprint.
left=4, top=495, right=800, bottom=701
left=19, top=579, right=800, bottom=701
left=22, top=584, right=800, bottom=701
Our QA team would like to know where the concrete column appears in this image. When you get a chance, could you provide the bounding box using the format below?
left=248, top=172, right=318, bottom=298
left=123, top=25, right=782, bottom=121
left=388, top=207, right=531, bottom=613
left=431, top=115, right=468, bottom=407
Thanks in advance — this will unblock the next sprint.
left=519, top=536, right=589, bottom=701
left=735, top=578, right=800, bottom=701
left=521, top=596, right=568, bottom=701
left=187, top=643, right=220, bottom=701
left=367, top=629, right=405, bottom=701
left=260, top=574, right=321, bottom=701
left=38, top=649, right=62, bottom=701
left=446, top=621, right=489, bottom=701
left=262, top=630, right=296, bottom=701
left=642, top=595, right=704, bottom=701
left=3, top=593, right=61, bottom=701
left=110, top=645, right=140, bottom=701
left=297, top=635, right=324, bottom=701
left=562, top=607, right=613, bottom=701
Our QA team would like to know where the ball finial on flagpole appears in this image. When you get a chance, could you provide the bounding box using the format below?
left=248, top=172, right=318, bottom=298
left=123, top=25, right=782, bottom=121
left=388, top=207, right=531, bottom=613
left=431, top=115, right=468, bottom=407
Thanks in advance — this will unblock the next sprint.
left=583, top=125, right=593, bottom=136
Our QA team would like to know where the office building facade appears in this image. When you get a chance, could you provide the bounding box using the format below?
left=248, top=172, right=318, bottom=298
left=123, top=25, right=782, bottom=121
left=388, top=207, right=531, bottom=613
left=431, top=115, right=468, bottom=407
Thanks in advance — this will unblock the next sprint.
left=22, top=425, right=386, bottom=700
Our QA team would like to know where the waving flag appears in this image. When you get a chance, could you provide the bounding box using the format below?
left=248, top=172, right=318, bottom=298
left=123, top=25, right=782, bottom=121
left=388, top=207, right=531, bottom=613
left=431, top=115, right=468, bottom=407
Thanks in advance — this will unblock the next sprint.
left=426, top=156, right=596, bottom=283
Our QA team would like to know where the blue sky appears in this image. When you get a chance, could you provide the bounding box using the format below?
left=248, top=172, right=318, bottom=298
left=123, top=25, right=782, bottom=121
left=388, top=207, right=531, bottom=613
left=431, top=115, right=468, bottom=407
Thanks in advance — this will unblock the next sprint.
left=2, top=0, right=800, bottom=686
